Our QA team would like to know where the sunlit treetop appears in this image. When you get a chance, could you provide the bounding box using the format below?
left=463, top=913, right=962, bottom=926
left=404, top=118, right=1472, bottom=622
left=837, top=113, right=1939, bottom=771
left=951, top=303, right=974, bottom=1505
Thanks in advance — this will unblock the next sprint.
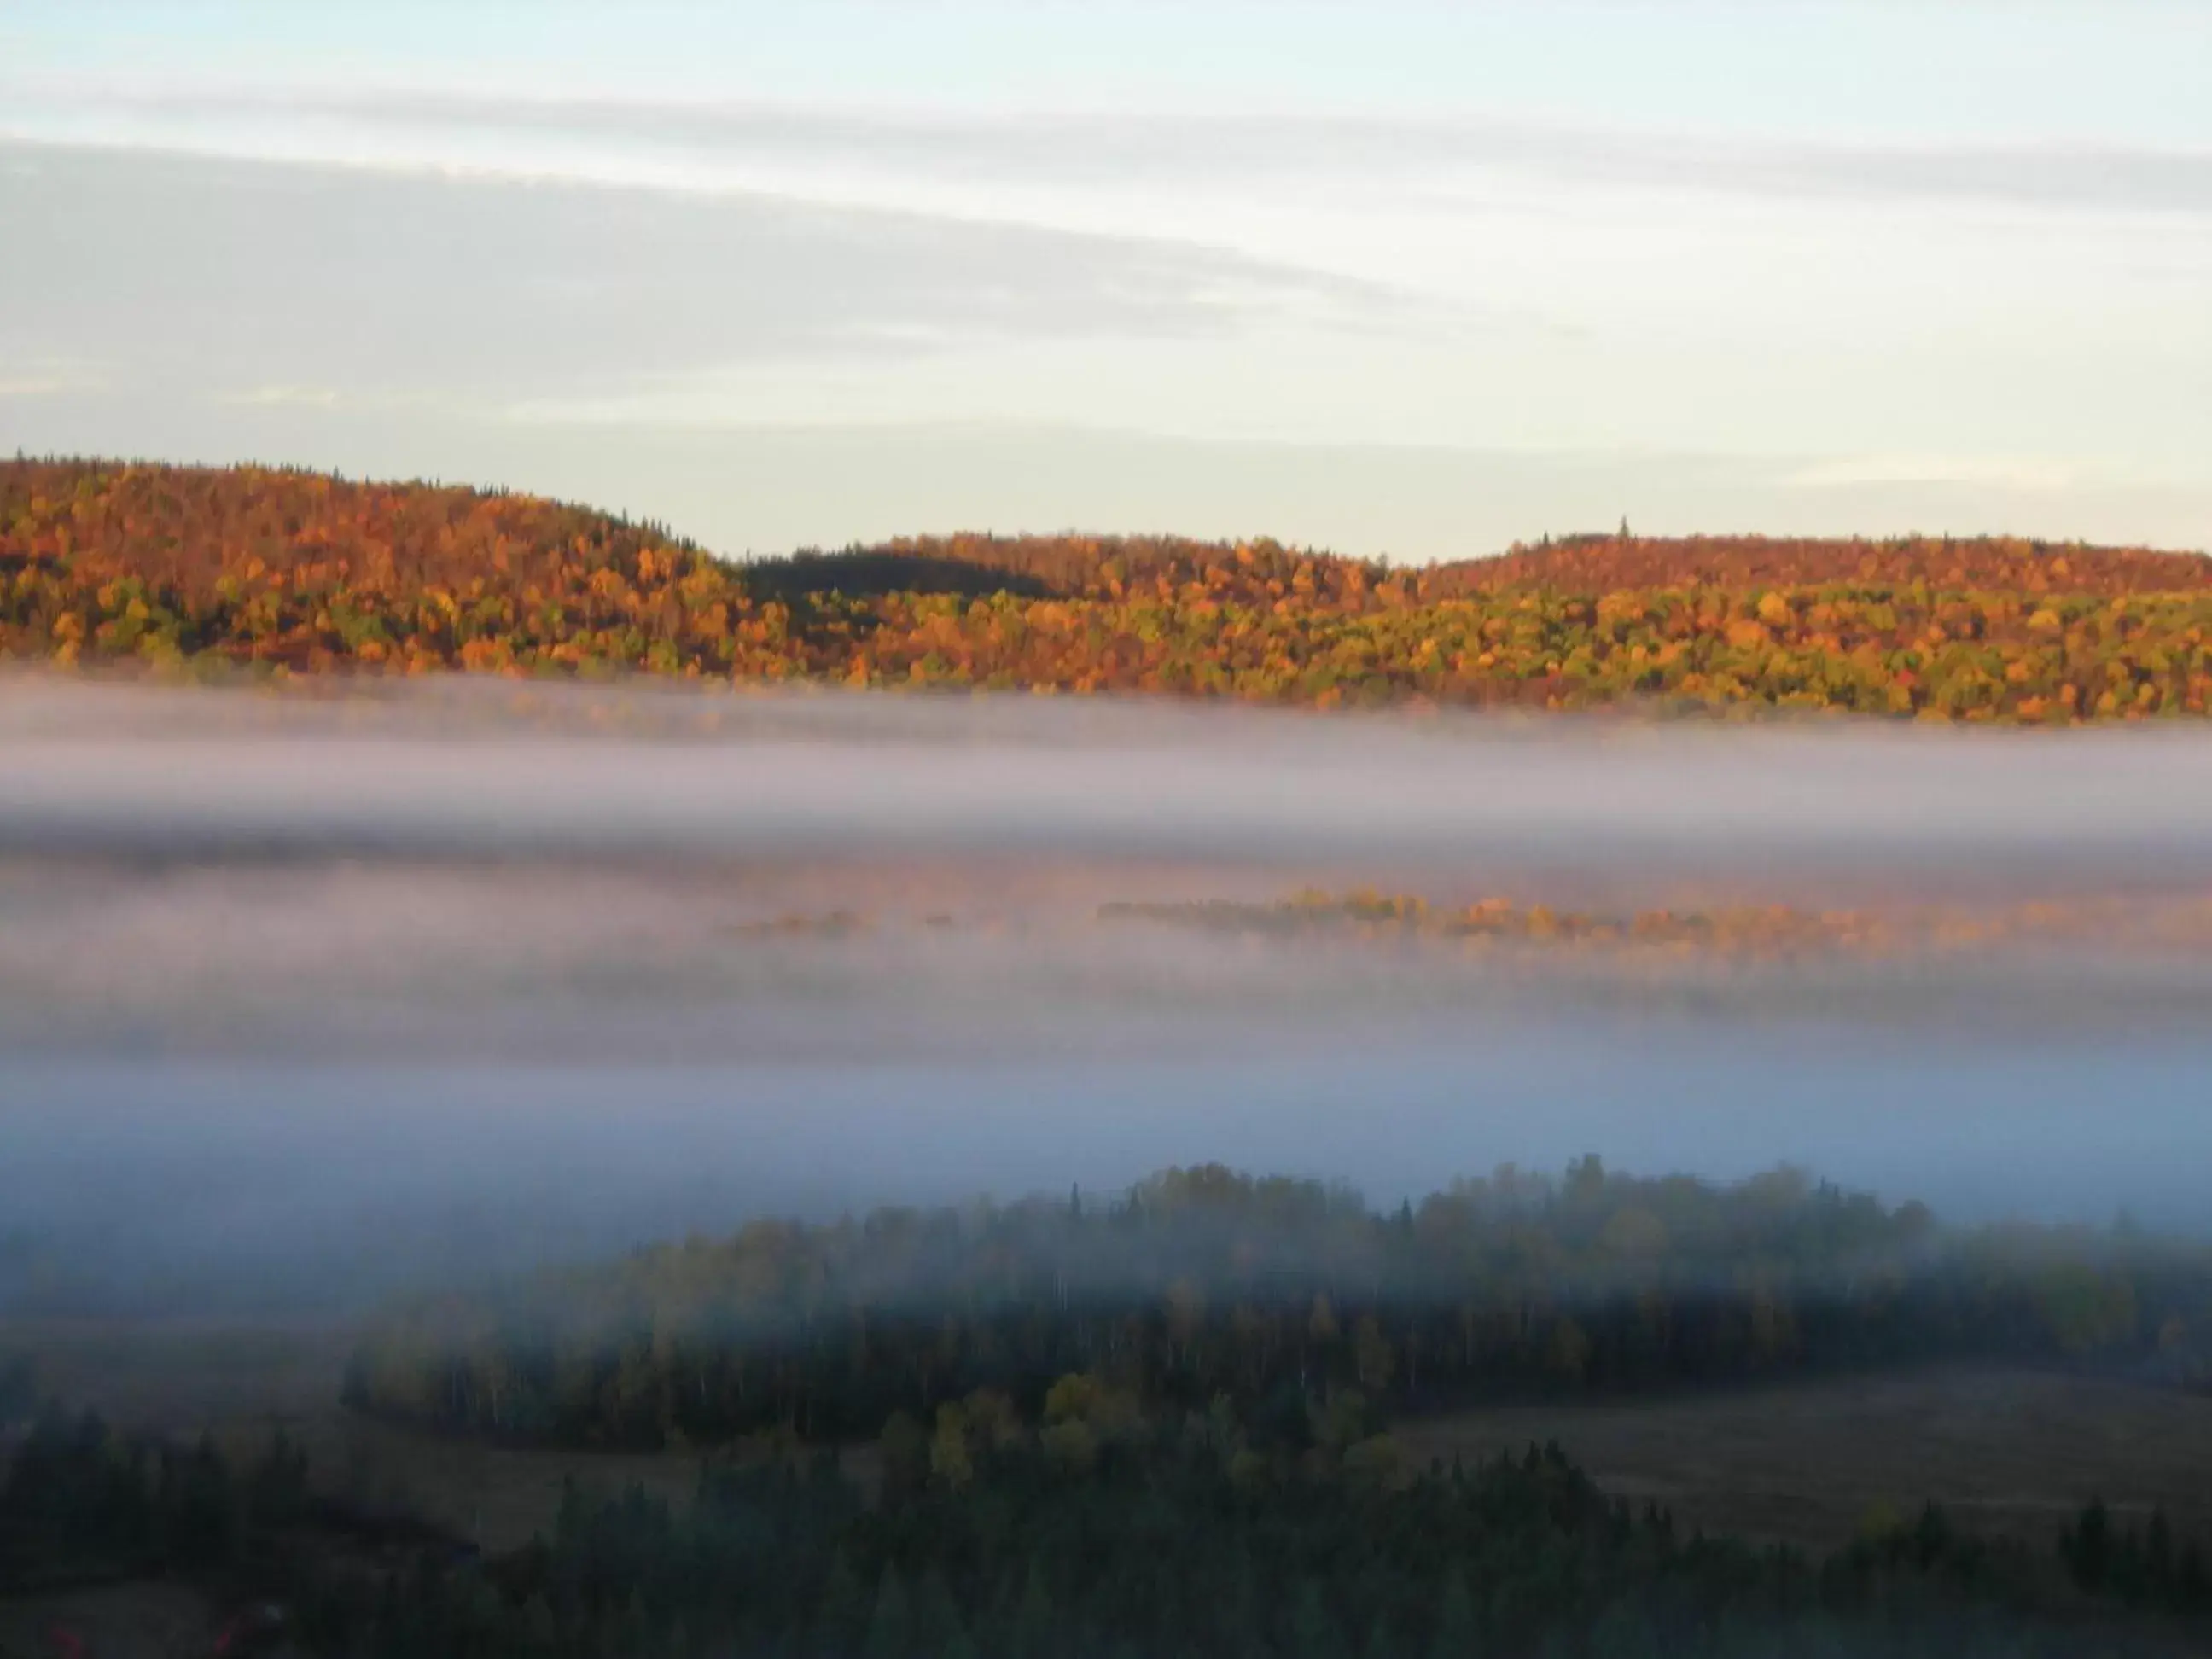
left=9, top=458, right=2212, bottom=722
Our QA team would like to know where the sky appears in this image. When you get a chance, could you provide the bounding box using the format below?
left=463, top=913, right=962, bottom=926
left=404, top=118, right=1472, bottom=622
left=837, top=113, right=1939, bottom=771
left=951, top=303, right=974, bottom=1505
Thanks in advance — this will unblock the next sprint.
left=3, top=0, right=2209, bottom=561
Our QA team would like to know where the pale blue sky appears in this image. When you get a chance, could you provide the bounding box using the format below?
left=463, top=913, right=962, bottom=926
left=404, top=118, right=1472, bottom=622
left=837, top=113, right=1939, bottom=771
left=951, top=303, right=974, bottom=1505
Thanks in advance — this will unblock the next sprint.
left=15, top=2, right=2212, bottom=140
left=3, top=0, right=2209, bottom=557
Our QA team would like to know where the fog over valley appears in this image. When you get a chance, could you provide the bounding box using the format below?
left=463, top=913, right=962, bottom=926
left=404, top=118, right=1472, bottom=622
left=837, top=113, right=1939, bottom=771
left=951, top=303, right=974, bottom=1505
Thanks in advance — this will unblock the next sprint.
left=3, top=681, right=2210, bottom=1315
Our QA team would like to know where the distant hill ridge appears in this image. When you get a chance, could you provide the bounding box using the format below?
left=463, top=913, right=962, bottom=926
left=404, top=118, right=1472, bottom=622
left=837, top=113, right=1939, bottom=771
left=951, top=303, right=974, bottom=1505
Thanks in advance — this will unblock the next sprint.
left=7, top=457, right=2212, bottom=719
left=761, top=528, right=2212, bottom=603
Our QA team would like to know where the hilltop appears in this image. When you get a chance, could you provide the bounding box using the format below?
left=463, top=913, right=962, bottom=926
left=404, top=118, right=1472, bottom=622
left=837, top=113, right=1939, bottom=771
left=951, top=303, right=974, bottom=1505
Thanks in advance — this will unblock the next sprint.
left=796, top=528, right=2212, bottom=605
left=8, top=457, right=2212, bottom=719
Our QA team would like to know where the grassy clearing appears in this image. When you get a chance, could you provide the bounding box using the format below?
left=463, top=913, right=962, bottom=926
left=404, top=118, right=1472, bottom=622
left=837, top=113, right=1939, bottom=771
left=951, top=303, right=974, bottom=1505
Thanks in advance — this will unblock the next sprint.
left=1399, top=1365, right=2212, bottom=1550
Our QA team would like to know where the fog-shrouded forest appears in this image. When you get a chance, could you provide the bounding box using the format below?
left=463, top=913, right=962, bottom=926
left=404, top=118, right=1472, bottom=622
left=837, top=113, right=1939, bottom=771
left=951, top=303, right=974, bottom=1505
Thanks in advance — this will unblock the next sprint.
left=339, top=1160, right=2212, bottom=1450
left=8, top=1164, right=2212, bottom=1658
left=9, top=461, right=2212, bottom=1656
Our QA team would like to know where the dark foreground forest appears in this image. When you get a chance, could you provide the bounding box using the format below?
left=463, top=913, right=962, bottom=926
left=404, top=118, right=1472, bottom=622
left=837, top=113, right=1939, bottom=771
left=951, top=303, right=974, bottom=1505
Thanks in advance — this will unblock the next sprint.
left=7, top=1165, right=2212, bottom=1656
left=9, top=457, right=2212, bottom=719
left=5, top=1394, right=2210, bottom=1658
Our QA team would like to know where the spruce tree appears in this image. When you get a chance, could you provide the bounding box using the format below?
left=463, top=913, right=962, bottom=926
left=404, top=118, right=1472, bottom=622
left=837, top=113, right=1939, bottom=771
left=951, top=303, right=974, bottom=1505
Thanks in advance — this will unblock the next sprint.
left=817, top=1550, right=871, bottom=1659
left=1010, top=1563, right=1055, bottom=1659
left=1289, top=1580, right=1343, bottom=1659
left=865, top=1564, right=913, bottom=1659
left=1429, top=1569, right=1480, bottom=1659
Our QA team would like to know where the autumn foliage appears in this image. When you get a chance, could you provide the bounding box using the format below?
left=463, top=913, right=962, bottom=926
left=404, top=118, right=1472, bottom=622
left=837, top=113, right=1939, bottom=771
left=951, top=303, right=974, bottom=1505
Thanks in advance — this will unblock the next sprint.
left=1099, top=888, right=2212, bottom=963
left=1101, top=892, right=1887, bottom=961
left=10, top=458, right=2212, bottom=721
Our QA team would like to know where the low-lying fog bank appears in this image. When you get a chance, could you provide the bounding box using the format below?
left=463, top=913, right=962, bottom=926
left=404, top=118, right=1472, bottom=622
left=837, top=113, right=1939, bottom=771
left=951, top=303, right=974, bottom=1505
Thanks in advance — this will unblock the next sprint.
left=5, top=1034, right=2212, bottom=1316
left=3, top=678, right=2209, bottom=1314
left=6, top=676, right=2212, bottom=881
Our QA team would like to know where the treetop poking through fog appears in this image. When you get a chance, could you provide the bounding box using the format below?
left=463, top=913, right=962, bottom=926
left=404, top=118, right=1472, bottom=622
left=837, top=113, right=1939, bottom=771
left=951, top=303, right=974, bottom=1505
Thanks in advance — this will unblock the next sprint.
left=9, top=460, right=2212, bottom=722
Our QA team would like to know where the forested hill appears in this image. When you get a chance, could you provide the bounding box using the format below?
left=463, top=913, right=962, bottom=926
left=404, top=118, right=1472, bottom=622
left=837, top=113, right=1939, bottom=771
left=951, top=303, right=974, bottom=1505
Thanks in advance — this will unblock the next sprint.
left=9, top=457, right=2212, bottom=719
left=343, top=1161, right=2212, bottom=1451
left=806, top=529, right=2212, bottom=604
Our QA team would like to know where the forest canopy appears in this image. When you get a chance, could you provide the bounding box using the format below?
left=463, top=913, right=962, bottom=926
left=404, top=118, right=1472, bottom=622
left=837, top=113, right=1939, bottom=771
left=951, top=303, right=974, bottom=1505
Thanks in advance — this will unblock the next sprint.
left=9, top=458, right=2212, bottom=720
left=10, top=1391, right=2209, bottom=1659
left=22, top=1165, right=2212, bottom=1656
left=342, top=1161, right=2212, bottom=1452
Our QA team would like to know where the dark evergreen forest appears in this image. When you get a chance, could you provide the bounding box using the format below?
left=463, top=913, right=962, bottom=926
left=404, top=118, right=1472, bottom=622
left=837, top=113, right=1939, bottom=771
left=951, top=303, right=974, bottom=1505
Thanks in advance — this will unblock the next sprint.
left=5, top=1394, right=2209, bottom=1658
left=343, top=1163, right=2212, bottom=1449
left=9, top=1164, right=2212, bottom=1654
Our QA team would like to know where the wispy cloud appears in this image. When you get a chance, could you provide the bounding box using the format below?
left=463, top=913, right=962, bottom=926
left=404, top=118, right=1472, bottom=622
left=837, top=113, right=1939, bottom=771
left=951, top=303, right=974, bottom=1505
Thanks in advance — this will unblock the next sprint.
left=1782, top=455, right=2098, bottom=494
left=219, top=384, right=342, bottom=409
left=11, top=84, right=2212, bottom=220
left=0, top=140, right=1408, bottom=413
left=4, top=85, right=2208, bottom=556
left=0, top=356, right=100, bottom=399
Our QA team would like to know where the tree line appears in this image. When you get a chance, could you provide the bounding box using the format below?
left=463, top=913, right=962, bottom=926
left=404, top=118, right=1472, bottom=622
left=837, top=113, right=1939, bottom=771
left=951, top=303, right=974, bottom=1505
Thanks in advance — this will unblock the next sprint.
left=7, top=1388, right=2207, bottom=1657
left=341, top=1162, right=2212, bottom=1451
left=467, top=1406, right=2212, bottom=1659
left=0, top=1407, right=311, bottom=1591
left=9, top=459, right=2212, bottom=719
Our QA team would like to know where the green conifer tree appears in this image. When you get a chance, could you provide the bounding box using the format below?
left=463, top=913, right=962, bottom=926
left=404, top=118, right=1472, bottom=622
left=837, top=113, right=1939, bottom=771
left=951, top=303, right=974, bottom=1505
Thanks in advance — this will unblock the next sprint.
left=817, top=1550, right=871, bottom=1659
left=1011, top=1563, right=1056, bottom=1659
left=1289, top=1580, right=1344, bottom=1659
left=866, top=1564, right=914, bottom=1659
left=1429, top=1569, right=1481, bottom=1659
